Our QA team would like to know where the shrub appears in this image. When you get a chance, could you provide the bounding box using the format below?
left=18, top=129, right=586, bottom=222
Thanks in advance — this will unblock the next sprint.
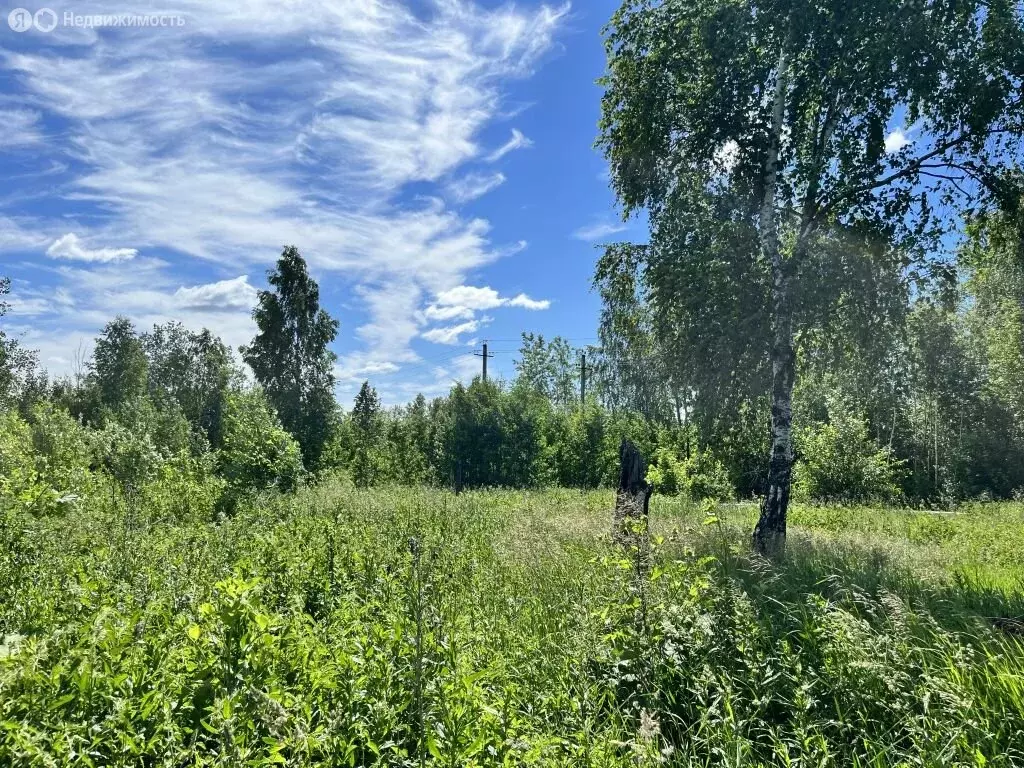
left=98, top=418, right=165, bottom=494
left=646, top=447, right=683, bottom=496
left=216, top=389, right=303, bottom=512
left=550, top=404, right=612, bottom=489
left=142, top=451, right=224, bottom=523
left=795, top=412, right=903, bottom=503
left=647, top=447, right=734, bottom=501
left=0, top=406, right=97, bottom=516
left=0, top=411, right=47, bottom=515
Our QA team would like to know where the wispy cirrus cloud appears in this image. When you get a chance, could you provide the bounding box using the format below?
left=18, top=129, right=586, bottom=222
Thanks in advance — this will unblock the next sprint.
left=0, top=108, right=43, bottom=149
left=422, top=319, right=481, bottom=345
left=446, top=171, right=507, bottom=203
left=486, top=128, right=534, bottom=162
left=572, top=220, right=627, bottom=241
left=0, top=0, right=570, bottom=399
left=0, top=216, right=51, bottom=250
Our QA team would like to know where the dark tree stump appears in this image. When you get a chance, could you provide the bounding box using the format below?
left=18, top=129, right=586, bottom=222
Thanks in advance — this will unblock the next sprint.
left=612, top=439, right=652, bottom=546
left=454, top=459, right=464, bottom=495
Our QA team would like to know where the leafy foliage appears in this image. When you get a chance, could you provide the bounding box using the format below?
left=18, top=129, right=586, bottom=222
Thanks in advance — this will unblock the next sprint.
left=647, top=447, right=734, bottom=502
left=216, top=389, right=303, bottom=513
left=92, top=316, right=149, bottom=412
left=242, top=246, right=340, bottom=470
left=143, top=322, right=238, bottom=448
left=598, top=0, right=1024, bottom=550
left=794, top=413, right=903, bottom=504
left=1, top=485, right=1023, bottom=766
left=350, top=380, right=384, bottom=488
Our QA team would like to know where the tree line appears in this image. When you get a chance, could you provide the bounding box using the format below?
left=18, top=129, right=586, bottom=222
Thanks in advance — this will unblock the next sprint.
left=3, top=212, right=1024, bottom=522
left=3, top=1, right=1024, bottom=539
left=0, top=245, right=710, bottom=517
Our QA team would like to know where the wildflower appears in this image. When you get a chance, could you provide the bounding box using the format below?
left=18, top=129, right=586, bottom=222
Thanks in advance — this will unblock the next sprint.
left=638, top=709, right=660, bottom=742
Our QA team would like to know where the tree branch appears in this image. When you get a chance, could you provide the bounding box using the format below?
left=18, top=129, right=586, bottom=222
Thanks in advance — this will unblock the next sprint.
left=819, top=127, right=1014, bottom=218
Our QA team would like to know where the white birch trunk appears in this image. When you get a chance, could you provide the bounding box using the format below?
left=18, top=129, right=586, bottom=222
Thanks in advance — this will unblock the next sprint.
left=752, top=45, right=797, bottom=557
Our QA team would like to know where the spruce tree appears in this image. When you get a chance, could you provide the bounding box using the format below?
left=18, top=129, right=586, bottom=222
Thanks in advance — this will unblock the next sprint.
left=351, top=381, right=381, bottom=487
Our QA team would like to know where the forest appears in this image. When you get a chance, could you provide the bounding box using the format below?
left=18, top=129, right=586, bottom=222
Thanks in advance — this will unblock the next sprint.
left=2, top=0, right=1024, bottom=765
left=3, top=207, right=1024, bottom=523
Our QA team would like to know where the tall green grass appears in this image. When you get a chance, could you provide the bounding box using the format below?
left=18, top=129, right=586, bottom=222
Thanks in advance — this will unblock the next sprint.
left=1, top=487, right=1022, bottom=766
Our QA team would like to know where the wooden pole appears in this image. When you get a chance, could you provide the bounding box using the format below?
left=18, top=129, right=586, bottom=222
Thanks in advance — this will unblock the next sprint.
left=580, top=353, right=587, bottom=408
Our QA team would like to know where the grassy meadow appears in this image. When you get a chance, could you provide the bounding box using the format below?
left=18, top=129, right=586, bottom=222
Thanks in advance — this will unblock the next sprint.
left=1, top=485, right=1023, bottom=767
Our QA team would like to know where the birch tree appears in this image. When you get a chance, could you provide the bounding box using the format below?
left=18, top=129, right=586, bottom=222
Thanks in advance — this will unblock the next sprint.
left=599, top=0, right=1024, bottom=554
left=242, top=246, right=340, bottom=470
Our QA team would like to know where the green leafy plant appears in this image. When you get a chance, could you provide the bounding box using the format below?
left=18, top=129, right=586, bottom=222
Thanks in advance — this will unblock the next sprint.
left=647, top=447, right=733, bottom=502
left=216, top=389, right=304, bottom=514
left=794, top=412, right=903, bottom=504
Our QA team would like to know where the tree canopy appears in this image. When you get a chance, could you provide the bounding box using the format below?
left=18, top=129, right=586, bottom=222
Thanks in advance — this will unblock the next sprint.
left=599, top=0, right=1024, bottom=553
left=242, top=246, right=340, bottom=470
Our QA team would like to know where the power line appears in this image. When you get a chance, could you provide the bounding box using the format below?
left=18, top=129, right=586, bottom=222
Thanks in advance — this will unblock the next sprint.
left=479, top=336, right=602, bottom=344
left=474, top=342, right=495, bottom=381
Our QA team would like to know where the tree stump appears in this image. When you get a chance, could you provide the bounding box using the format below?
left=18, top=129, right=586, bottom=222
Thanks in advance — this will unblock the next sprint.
left=454, top=459, right=464, bottom=495
left=612, top=439, right=652, bottom=547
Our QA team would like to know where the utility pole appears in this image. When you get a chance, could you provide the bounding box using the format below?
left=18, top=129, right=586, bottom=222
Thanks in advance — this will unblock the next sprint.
left=580, top=353, right=587, bottom=408
left=475, top=342, right=494, bottom=382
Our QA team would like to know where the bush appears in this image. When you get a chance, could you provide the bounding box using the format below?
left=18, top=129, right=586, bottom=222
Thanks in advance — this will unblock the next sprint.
left=647, top=447, right=683, bottom=495
left=90, top=400, right=224, bottom=521
left=0, top=411, right=48, bottom=515
left=647, top=447, right=734, bottom=501
left=795, top=412, right=903, bottom=503
left=550, top=404, right=612, bottom=489
left=142, top=451, right=224, bottom=523
left=98, top=418, right=166, bottom=494
left=216, top=389, right=303, bottom=512
left=0, top=406, right=97, bottom=516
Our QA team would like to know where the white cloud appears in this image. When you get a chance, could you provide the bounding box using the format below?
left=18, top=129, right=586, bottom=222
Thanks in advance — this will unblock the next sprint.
left=0, top=108, right=43, bottom=148
left=419, top=284, right=548, bottom=345
left=334, top=359, right=401, bottom=385
left=422, top=320, right=480, bottom=345
left=507, top=293, right=550, bottom=310
left=173, top=275, right=257, bottom=311
left=572, top=221, right=627, bottom=241
left=431, top=284, right=550, bottom=312
left=46, top=233, right=138, bottom=263
left=446, top=171, right=506, bottom=203
left=424, top=304, right=476, bottom=322
left=1, top=0, right=568, bottom=383
left=884, top=129, right=910, bottom=154
left=0, top=216, right=51, bottom=250
left=486, top=128, right=533, bottom=162
left=435, top=285, right=507, bottom=310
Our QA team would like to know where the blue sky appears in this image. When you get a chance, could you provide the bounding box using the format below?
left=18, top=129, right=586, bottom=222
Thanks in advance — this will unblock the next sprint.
left=0, top=0, right=636, bottom=405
